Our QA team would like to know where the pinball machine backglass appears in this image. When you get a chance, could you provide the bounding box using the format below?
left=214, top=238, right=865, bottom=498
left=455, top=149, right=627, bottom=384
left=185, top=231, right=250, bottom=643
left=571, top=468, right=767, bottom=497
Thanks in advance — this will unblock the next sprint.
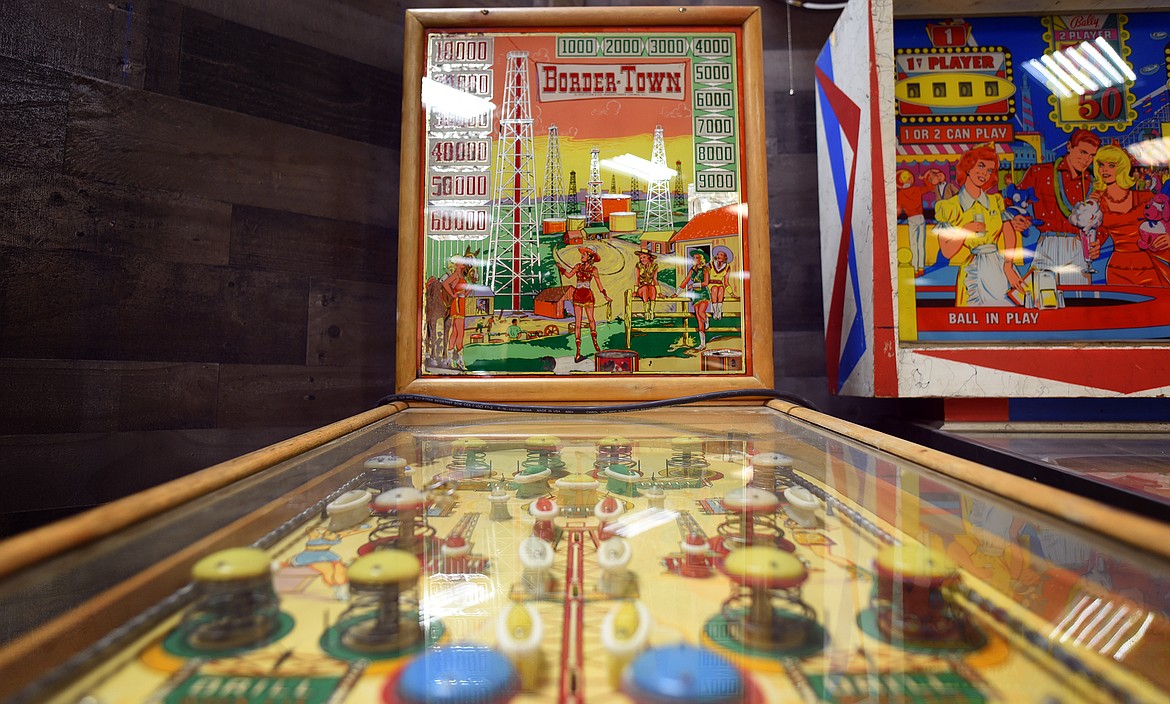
left=394, top=6, right=772, bottom=400
left=4, top=6, right=1170, bottom=704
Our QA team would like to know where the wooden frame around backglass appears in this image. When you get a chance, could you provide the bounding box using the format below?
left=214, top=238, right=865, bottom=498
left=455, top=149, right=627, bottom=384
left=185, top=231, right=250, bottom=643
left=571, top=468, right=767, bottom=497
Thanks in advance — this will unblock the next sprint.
left=396, top=7, right=772, bottom=402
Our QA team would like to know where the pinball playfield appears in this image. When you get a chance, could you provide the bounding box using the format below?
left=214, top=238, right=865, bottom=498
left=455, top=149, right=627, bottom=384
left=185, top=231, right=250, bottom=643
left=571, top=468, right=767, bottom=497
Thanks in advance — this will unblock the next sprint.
left=927, top=425, right=1170, bottom=509
left=8, top=405, right=1170, bottom=704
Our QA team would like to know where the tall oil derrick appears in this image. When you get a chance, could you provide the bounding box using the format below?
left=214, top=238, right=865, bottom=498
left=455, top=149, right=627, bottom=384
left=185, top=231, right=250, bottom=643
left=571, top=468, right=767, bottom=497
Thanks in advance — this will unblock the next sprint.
left=644, top=125, right=673, bottom=233
left=567, top=171, right=580, bottom=215
left=487, top=51, right=540, bottom=311
left=610, top=175, right=617, bottom=194
left=1018, top=75, right=1034, bottom=132
left=542, top=124, right=566, bottom=221
left=673, top=159, right=686, bottom=212
left=585, top=147, right=603, bottom=224
left=631, top=176, right=641, bottom=205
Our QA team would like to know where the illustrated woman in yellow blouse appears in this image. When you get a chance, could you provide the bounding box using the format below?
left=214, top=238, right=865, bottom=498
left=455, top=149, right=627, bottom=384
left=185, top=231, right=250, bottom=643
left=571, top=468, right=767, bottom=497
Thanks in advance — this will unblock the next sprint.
left=935, top=145, right=1027, bottom=307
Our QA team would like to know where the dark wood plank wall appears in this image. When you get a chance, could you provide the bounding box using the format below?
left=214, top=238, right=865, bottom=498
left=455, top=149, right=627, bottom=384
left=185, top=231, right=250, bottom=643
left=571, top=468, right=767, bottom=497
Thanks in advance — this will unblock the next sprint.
left=0, top=0, right=868, bottom=536
left=0, top=0, right=414, bottom=534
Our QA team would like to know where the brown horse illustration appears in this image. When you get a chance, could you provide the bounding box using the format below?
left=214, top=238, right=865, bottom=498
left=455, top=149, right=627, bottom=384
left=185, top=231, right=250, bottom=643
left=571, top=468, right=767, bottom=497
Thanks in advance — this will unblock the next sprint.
left=423, top=275, right=453, bottom=366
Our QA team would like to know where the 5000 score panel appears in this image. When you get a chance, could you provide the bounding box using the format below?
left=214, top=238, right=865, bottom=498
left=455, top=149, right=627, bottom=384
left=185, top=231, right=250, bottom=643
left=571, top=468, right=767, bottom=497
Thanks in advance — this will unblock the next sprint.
left=426, top=207, right=492, bottom=237
left=693, top=62, right=733, bottom=86
left=427, top=138, right=492, bottom=166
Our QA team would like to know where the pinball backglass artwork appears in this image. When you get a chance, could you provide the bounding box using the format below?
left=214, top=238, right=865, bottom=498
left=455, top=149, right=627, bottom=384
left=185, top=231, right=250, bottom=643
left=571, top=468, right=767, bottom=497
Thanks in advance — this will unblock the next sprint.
left=817, top=4, right=1170, bottom=398
left=894, top=12, right=1170, bottom=344
left=396, top=8, right=771, bottom=400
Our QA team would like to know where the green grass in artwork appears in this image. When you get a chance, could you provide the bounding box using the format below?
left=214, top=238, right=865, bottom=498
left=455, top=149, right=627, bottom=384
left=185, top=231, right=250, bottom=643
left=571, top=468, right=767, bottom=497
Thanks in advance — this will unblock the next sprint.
left=461, top=318, right=739, bottom=373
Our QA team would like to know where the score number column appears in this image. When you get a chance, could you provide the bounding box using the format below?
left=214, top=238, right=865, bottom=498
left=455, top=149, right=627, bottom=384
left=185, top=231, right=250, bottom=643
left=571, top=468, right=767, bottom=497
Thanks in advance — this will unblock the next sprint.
left=424, top=36, right=496, bottom=263
left=691, top=35, right=740, bottom=200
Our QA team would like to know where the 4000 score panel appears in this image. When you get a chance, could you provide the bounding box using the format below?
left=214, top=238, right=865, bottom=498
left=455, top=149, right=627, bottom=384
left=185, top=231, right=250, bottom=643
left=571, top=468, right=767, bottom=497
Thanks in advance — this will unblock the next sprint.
left=692, top=36, right=734, bottom=57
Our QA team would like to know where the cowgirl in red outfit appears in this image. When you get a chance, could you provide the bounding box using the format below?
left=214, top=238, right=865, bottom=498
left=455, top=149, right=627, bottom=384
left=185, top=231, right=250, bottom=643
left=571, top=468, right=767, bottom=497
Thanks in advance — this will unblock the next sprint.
left=440, top=251, right=476, bottom=369
left=558, top=246, right=612, bottom=363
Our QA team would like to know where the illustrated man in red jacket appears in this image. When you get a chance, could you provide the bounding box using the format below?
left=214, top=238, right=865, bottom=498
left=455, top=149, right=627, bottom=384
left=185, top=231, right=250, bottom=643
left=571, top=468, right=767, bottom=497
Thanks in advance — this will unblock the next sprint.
left=1018, top=129, right=1101, bottom=284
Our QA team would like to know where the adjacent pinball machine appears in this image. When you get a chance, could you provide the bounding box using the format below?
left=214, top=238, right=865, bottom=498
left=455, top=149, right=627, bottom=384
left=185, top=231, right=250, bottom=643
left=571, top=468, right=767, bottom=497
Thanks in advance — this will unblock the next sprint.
left=813, top=0, right=1170, bottom=509
left=3, top=6, right=1170, bottom=704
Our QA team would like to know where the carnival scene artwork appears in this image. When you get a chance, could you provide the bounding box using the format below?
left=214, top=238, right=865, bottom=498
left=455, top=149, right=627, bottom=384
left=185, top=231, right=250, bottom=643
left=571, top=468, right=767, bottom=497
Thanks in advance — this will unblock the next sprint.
left=417, top=29, right=752, bottom=376
left=894, top=13, right=1170, bottom=343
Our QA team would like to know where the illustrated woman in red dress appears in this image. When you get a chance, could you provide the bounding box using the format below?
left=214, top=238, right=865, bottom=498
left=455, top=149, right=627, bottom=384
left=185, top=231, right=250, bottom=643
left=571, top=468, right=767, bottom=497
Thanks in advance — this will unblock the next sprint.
left=1090, top=145, right=1170, bottom=287
left=558, top=245, right=612, bottom=363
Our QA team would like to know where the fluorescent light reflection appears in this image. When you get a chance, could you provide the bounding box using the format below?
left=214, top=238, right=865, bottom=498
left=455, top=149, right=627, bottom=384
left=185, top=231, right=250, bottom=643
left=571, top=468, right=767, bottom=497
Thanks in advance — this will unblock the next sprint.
left=1027, top=39, right=1134, bottom=99
left=1126, top=138, right=1170, bottom=167
left=1025, top=59, right=1074, bottom=98
left=601, top=154, right=678, bottom=182
left=1042, top=54, right=1083, bottom=95
left=420, top=576, right=494, bottom=625
left=1067, top=46, right=1110, bottom=90
left=1115, top=613, right=1154, bottom=660
left=1081, top=42, right=1126, bottom=85
left=1053, top=51, right=1098, bottom=93
left=604, top=508, right=678, bottom=538
left=658, top=255, right=694, bottom=267
left=421, top=77, right=496, bottom=119
left=1094, top=37, right=1136, bottom=81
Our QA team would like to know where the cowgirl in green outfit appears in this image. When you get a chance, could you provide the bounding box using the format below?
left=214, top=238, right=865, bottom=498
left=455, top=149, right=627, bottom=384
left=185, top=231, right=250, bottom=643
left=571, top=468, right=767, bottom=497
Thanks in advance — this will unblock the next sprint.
left=685, top=251, right=712, bottom=350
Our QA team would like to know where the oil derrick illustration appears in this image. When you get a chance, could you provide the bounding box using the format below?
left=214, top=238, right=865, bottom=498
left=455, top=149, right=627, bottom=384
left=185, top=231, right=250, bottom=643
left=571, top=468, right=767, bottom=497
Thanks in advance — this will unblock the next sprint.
left=585, top=148, right=603, bottom=224
left=542, top=124, right=566, bottom=221
left=487, top=51, right=540, bottom=310
left=567, top=171, right=580, bottom=215
left=673, top=159, right=686, bottom=212
left=644, top=126, right=673, bottom=233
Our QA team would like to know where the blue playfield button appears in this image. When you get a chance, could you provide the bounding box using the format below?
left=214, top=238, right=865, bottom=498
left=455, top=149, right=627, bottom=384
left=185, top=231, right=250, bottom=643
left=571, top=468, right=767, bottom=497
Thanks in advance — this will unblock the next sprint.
left=625, top=644, right=743, bottom=703
left=397, top=645, right=517, bottom=704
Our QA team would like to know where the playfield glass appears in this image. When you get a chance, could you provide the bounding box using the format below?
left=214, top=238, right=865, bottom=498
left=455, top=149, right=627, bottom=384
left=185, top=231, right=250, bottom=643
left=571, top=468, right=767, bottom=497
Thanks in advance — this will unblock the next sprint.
left=3, top=403, right=1170, bottom=703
